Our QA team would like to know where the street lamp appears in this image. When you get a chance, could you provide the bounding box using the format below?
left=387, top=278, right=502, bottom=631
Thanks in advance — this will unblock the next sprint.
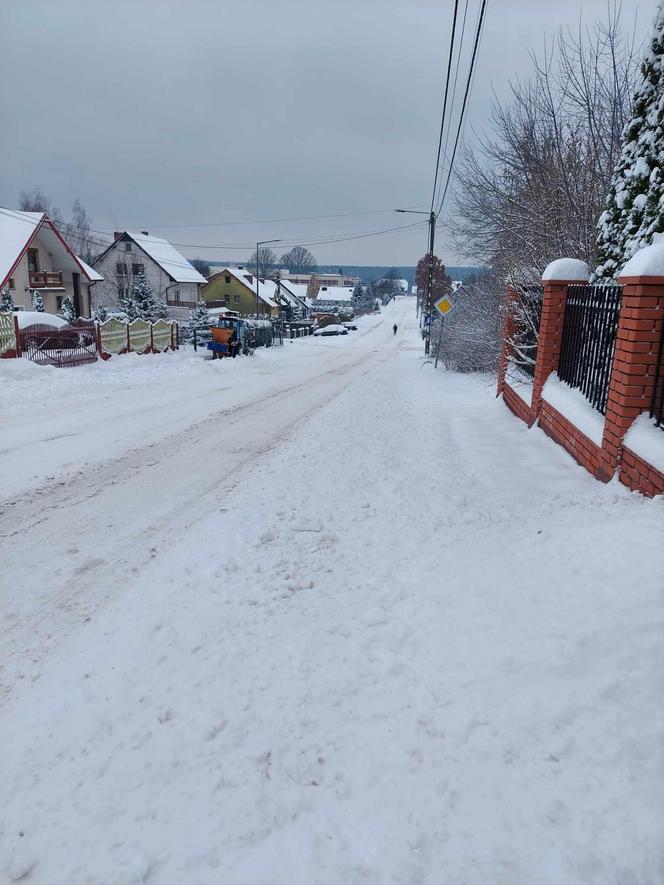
left=255, top=239, right=282, bottom=317
left=395, top=209, right=436, bottom=354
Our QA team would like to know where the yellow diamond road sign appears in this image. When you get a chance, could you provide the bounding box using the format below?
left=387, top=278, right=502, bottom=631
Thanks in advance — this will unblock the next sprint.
left=434, top=295, right=455, bottom=317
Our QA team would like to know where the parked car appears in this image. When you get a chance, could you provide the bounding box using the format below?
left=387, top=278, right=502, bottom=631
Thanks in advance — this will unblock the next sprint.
left=313, top=324, right=349, bottom=337
left=343, top=322, right=358, bottom=331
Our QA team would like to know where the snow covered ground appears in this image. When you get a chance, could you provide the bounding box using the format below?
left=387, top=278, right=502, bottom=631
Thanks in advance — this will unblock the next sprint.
left=0, top=300, right=662, bottom=884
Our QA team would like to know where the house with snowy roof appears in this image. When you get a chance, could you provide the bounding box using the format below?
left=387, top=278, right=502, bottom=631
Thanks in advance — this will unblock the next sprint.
left=313, top=284, right=355, bottom=303
left=91, top=230, right=207, bottom=317
left=276, top=280, right=310, bottom=318
left=202, top=266, right=279, bottom=316
left=0, top=207, right=103, bottom=317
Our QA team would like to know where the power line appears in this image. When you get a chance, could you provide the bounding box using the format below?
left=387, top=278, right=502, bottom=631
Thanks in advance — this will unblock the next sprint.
left=430, top=0, right=461, bottom=214
left=436, top=0, right=488, bottom=220
left=434, top=0, right=470, bottom=213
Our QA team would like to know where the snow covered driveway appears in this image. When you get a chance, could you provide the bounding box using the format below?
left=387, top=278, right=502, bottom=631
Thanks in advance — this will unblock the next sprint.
left=1, top=302, right=662, bottom=884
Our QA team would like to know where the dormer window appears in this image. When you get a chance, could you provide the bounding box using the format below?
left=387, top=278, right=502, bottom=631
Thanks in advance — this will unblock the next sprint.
left=124, top=242, right=132, bottom=252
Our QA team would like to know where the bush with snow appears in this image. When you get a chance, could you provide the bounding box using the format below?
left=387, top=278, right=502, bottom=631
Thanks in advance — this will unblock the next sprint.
left=31, top=291, right=45, bottom=313
left=1, top=285, right=14, bottom=312
left=61, top=295, right=77, bottom=323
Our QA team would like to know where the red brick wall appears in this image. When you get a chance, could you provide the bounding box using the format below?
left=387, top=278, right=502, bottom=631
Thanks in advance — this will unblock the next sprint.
left=503, top=383, right=535, bottom=426
left=619, top=446, right=664, bottom=497
left=539, top=400, right=603, bottom=476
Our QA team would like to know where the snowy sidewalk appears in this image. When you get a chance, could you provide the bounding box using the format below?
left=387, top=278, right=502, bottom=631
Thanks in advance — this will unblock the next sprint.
left=0, top=304, right=662, bottom=884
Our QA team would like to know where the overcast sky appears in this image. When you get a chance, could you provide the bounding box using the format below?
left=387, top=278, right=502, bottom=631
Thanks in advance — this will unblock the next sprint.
left=0, top=0, right=649, bottom=268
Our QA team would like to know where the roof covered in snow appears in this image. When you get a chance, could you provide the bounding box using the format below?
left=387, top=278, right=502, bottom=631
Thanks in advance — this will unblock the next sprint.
left=315, top=285, right=355, bottom=302
left=0, top=208, right=104, bottom=287
left=123, top=232, right=207, bottom=285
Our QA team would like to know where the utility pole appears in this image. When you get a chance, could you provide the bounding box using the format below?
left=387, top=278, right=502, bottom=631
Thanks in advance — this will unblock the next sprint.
left=395, top=209, right=436, bottom=354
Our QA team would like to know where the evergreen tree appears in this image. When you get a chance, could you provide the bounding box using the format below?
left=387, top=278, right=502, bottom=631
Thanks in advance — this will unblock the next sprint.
left=351, top=282, right=364, bottom=303
left=118, top=291, right=139, bottom=321
left=61, top=294, right=77, bottom=323
left=186, top=301, right=209, bottom=338
left=31, top=291, right=45, bottom=312
left=595, top=6, right=664, bottom=280
left=0, top=285, right=14, bottom=312
left=92, top=301, right=108, bottom=322
left=126, top=272, right=167, bottom=321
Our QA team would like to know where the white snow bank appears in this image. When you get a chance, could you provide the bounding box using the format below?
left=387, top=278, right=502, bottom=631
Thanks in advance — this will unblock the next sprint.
left=15, top=311, right=68, bottom=329
left=542, top=258, right=590, bottom=282
left=623, top=412, right=664, bottom=474
left=541, top=374, right=605, bottom=445
left=621, top=240, right=664, bottom=278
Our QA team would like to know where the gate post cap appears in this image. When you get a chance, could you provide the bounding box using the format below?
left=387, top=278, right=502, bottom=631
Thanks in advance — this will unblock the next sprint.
left=620, top=240, right=664, bottom=280
left=542, top=258, right=590, bottom=282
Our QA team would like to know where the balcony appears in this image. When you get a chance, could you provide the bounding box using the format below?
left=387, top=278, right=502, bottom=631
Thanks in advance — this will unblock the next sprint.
left=29, top=271, right=64, bottom=289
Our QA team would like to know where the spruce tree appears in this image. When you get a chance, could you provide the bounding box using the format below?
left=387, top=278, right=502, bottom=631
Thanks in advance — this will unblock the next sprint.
left=61, top=294, right=77, bottom=323
left=0, top=285, right=14, bottom=312
left=351, top=282, right=364, bottom=303
left=130, top=272, right=157, bottom=320
left=31, top=291, right=45, bottom=312
left=595, top=5, right=664, bottom=280
left=92, top=301, right=108, bottom=322
left=186, top=301, right=209, bottom=339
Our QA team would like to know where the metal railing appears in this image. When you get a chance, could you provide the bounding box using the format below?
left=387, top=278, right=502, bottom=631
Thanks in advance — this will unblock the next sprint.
left=558, top=284, right=622, bottom=414
left=650, top=316, right=664, bottom=430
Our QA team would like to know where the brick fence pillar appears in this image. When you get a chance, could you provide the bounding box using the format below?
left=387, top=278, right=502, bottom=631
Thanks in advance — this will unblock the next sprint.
left=496, top=285, right=517, bottom=396
left=531, top=259, right=591, bottom=415
left=599, top=248, right=664, bottom=477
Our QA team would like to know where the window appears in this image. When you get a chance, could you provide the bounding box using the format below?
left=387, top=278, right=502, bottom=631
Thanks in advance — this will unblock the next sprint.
left=124, top=242, right=132, bottom=252
left=8, top=278, right=14, bottom=289
left=27, top=249, right=39, bottom=273
left=233, top=295, right=240, bottom=303
left=116, top=262, right=128, bottom=275
left=225, top=275, right=231, bottom=284
left=132, top=263, right=144, bottom=276
left=224, top=295, right=230, bottom=303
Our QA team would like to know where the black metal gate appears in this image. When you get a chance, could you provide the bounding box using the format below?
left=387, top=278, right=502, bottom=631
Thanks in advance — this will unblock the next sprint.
left=20, top=321, right=98, bottom=367
left=558, top=284, right=622, bottom=414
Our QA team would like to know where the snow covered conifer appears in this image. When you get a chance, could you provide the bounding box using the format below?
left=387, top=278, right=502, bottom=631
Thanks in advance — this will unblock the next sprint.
left=352, top=282, right=364, bottom=303
left=61, top=294, right=77, bottom=323
left=92, top=301, right=108, bottom=322
left=594, top=4, right=664, bottom=280
left=0, top=285, right=14, bottom=312
left=186, top=301, right=209, bottom=339
left=31, top=291, right=45, bottom=312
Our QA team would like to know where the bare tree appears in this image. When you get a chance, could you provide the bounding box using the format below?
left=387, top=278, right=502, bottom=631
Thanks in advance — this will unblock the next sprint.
left=452, top=9, right=640, bottom=283
left=67, top=199, right=96, bottom=263
left=435, top=271, right=504, bottom=372
left=18, top=188, right=64, bottom=229
left=280, top=246, right=317, bottom=274
left=248, top=246, right=277, bottom=279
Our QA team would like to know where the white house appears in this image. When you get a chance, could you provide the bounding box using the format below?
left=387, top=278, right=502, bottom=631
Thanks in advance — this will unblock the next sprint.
left=0, top=208, right=103, bottom=317
left=314, top=284, right=355, bottom=303
left=92, top=230, right=206, bottom=317
left=277, top=280, right=310, bottom=317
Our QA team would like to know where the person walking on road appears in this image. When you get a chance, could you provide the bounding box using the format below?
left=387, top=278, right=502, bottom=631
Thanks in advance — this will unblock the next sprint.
left=393, top=323, right=398, bottom=335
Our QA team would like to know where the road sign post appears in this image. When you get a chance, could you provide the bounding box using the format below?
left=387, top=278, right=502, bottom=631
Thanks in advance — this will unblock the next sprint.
left=433, top=294, right=455, bottom=368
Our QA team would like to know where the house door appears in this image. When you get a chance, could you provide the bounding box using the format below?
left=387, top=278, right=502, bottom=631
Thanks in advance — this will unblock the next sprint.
left=27, top=249, right=39, bottom=273
left=72, top=273, right=82, bottom=317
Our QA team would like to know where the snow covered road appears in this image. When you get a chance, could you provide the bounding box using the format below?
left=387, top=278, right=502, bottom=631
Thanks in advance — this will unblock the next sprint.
left=1, top=301, right=662, bottom=884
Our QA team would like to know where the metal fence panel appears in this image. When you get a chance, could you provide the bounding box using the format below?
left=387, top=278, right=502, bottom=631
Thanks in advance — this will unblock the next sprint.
left=650, top=317, right=664, bottom=430
left=558, top=284, right=622, bottom=414
left=20, top=322, right=98, bottom=368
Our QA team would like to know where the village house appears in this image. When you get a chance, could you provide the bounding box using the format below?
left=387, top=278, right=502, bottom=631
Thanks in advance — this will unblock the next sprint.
left=0, top=208, right=103, bottom=317
left=282, top=270, right=359, bottom=287
left=92, top=231, right=206, bottom=317
left=276, top=279, right=311, bottom=318
left=202, top=266, right=279, bottom=316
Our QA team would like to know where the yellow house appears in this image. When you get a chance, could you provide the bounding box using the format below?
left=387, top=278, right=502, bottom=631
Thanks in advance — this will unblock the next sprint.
left=202, top=266, right=279, bottom=317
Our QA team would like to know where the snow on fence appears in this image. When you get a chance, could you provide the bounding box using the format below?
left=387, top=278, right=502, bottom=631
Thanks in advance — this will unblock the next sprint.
left=0, top=312, right=178, bottom=366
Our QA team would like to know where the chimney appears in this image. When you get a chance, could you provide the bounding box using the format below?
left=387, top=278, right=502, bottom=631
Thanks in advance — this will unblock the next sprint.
left=141, top=230, right=149, bottom=236
left=113, top=231, right=123, bottom=241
